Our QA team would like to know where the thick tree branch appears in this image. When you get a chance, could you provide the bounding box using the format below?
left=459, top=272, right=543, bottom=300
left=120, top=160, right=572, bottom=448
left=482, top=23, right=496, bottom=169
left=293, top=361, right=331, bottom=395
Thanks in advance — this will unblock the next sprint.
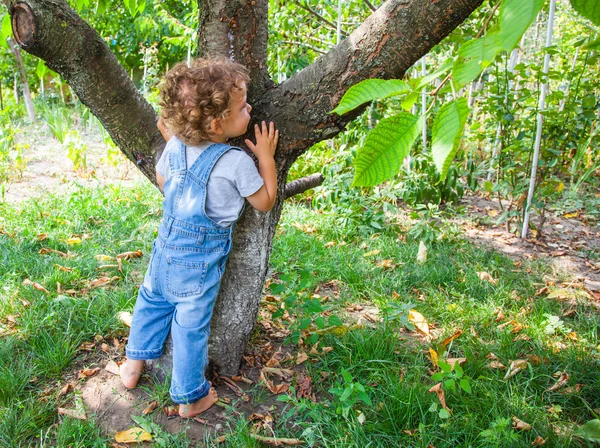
left=284, top=173, right=325, bottom=199
left=6, top=0, right=163, bottom=183
left=197, top=0, right=272, bottom=95
left=253, top=0, right=484, bottom=167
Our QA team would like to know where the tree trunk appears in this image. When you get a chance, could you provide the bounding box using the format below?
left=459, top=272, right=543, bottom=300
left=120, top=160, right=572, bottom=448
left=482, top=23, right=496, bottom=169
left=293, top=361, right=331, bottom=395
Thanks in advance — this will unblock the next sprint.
left=8, top=37, right=35, bottom=121
left=7, top=0, right=484, bottom=374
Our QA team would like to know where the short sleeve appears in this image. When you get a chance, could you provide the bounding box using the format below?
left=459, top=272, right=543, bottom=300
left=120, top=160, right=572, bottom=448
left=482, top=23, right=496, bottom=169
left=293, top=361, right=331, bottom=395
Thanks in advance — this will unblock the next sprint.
left=156, top=138, right=176, bottom=179
left=234, top=152, right=264, bottom=197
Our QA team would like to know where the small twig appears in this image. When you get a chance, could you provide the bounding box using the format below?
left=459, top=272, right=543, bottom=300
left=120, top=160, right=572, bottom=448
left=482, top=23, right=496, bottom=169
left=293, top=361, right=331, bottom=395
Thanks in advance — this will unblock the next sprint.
left=284, top=173, right=325, bottom=199
left=363, top=0, right=377, bottom=12
left=281, top=41, right=327, bottom=55
left=249, top=433, right=304, bottom=446
left=295, top=2, right=348, bottom=36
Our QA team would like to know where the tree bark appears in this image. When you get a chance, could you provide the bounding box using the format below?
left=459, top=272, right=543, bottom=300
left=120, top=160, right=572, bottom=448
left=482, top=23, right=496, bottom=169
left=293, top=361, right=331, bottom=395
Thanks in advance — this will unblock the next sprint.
left=7, top=0, right=483, bottom=375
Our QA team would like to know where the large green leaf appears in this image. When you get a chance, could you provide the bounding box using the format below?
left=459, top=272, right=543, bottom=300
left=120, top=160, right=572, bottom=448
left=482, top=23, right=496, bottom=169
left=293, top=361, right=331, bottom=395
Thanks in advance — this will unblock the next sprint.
left=352, top=112, right=423, bottom=186
left=0, top=14, right=11, bottom=49
left=332, top=79, right=410, bottom=115
left=574, top=419, right=600, bottom=442
left=415, top=58, right=453, bottom=89
left=431, top=98, right=470, bottom=181
left=570, top=0, right=600, bottom=26
left=497, top=0, right=546, bottom=51
left=36, top=59, right=48, bottom=80
left=451, top=32, right=502, bottom=89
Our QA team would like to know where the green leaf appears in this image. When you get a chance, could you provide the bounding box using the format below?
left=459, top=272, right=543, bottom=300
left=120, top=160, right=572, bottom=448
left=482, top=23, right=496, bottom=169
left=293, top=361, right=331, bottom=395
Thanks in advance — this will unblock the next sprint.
left=444, top=378, right=456, bottom=391
left=0, top=14, right=11, bottom=49
left=452, top=32, right=502, bottom=89
left=357, top=391, right=372, bottom=406
left=315, top=316, right=326, bottom=329
left=574, top=419, right=600, bottom=442
left=415, top=58, right=453, bottom=89
left=340, top=387, right=353, bottom=402
left=36, top=59, right=48, bottom=80
left=459, top=378, right=472, bottom=394
left=96, top=0, right=108, bottom=14
left=401, top=91, right=420, bottom=111
left=341, top=369, right=353, bottom=383
left=584, top=37, right=600, bottom=50
left=298, top=317, right=312, bottom=330
left=438, top=408, right=451, bottom=419
left=496, top=0, right=546, bottom=51
left=454, top=362, right=463, bottom=378
left=332, top=79, right=410, bottom=115
left=437, top=359, right=453, bottom=373
left=570, top=0, right=600, bottom=26
left=431, top=98, right=470, bottom=181
left=352, top=112, right=423, bottom=186
left=431, top=372, right=445, bottom=382
left=328, top=316, right=343, bottom=327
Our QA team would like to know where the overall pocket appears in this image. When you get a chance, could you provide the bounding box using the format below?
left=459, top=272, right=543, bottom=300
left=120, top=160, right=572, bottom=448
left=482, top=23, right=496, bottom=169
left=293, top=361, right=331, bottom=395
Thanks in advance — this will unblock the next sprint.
left=166, top=257, right=208, bottom=297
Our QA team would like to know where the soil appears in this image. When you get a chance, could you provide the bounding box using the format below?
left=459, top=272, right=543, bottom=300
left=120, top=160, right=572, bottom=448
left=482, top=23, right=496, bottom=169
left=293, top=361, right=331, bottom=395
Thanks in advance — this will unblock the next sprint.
left=6, top=125, right=600, bottom=442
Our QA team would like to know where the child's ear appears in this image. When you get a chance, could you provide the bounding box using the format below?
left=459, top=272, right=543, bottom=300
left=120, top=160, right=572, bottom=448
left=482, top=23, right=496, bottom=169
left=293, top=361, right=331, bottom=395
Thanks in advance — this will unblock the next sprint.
left=210, top=118, right=223, bottom=135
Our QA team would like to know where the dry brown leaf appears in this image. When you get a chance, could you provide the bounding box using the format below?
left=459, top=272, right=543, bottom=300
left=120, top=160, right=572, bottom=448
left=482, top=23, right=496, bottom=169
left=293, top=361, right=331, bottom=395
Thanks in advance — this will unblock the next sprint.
left=324, top=241, right=336, bottom=248
left=296, top=374, right=314, bottom=401
left=428, top=383, right=449, bottom=411
left=485, top=352, right=498, bottom=360
left=36, top=233, right=49, bottom=241
left=495, top=308, right=505, bottom=322
left=116, top=250, right=143, bottom=260
left=296, top=352, right=308, bottom=365
left=78, top=367, right=100, bottom=380
left=58, top=407, right=87, bottom=420
left=511, top=416, right=532, bottom=431
left=408, top=309, right=430, bottom=337
left=403, top=429, right=418, bottom=436
left=504, top=360, right=528, bottom=380
left=232, top=375, right=253, bottom=385
left=40, top=248, right=69, bottom=258
left=364, top=249, right=381, bottom=257
left=117, top=311, right=132, bottom=327
left=376, top=259, right=396, bottom=269
left=447, top=358, right=467, bottom=369
left=531, top=436, right=546, bottom=446
left=249, top=432, right=303, bottom=446
left=429, top=348, right=439, bottom=367
left=547, top=372, right=569, bottom=392
left=442, top=330, right=463, bottom=347
left=163, top=406, right=179, bottom=416
left=105, top=360, right=120, bottom=376
left=321, top=346, right=333, bottom=354
left=55, top=264, right=73, bottom=272
left=57, top=383, right=73, bottom=397
left=114, top=427, right=152, bottom=443
left=309, top=342, right=320, bottom=355
left=487, top=361, right=506, bottom=370
left=565, top=332, right=578, bottom=341
left=22, top=279, right=50, bottom=294
left=477, top=271, right=497, bottom=284
left=142, top=401, right=158, bottom=415
left=89, top=276, right=119, bottom=288
left=560, top=384, right=583, bottom=395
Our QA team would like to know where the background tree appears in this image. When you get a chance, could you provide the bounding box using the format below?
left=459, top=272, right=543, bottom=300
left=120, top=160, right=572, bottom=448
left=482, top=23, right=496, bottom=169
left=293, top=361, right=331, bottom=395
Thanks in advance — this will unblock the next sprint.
left=5, top=0, right=484, bottom=373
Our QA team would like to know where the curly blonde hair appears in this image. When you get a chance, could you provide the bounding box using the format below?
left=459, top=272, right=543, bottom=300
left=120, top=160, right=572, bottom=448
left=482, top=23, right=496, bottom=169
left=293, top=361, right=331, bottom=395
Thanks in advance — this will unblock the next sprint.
left=159, top=58, right=250, bottom=145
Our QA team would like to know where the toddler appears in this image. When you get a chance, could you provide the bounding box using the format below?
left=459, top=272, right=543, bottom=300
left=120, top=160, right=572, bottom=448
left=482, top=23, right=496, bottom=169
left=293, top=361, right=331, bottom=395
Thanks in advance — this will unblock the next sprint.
left=120, top=58, right=278, bottom=418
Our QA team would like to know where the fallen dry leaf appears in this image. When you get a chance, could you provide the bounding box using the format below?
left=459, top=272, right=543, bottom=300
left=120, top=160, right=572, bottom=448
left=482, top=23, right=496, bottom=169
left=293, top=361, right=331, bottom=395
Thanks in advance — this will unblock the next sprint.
left=364, top=249, right=381, bottom=257
left=115, top=427, right=152, bottom=443
left=296, top=374, right=314, bottom=401
left=40, top=248, right=70, bottom=258
left=442, top=330, right=463, bottom=347
left=531, top=436, right=546, bottom=446
left=485, top=352, right=498, bottom=360
left=55, top=264, right=73, bottom=272
left=547, top=372, right=569, bottom=392
left=89, top=276, right=119, bottom=288
left=511, top=416, right=532, bottom=431
left=142, top=401, right=158, bottom=415
left=117, top=311, right=132, bottom=327
left=447, top=358, right=467, bottom=369
left=487, top=360, right=506, bottom=370
left=163, top=406, right=178, bottom=416
left=78, top=367, right=100, bottom=380
left=66, top=237, right=82, bottom=245
left=296, top=352, right=308, bottom=365
left=495, top=308, right=505, bottom=322
left=477, top=271, right=497, bottom=284
left=57, top=383, right=73, bottom=397
left=409, top=309, right=430, bottom=337
left=116, top=250, right=143, bottom=260
left=105, top=360, right=120, bottom=376
left=321, top=346, right=333, bottom=354
left=22, top=279, right=50, bottom=294
left=249, top=432, right=303, bottom=446
left=417, top=241, right=427, bottom=264
left=428, top=383, right=450, bottom=411
left=504, top=360, right=528, bottom=380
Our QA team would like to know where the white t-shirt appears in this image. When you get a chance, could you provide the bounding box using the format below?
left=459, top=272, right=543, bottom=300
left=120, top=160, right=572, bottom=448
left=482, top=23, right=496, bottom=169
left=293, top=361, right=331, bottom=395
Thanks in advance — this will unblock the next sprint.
left=156, top=138, right=264, bottom=227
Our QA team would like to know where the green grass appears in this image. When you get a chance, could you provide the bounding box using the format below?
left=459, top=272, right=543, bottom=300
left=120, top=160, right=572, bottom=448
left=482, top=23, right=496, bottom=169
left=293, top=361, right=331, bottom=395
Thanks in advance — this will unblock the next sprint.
left=0, top=184, right=598, bottom=447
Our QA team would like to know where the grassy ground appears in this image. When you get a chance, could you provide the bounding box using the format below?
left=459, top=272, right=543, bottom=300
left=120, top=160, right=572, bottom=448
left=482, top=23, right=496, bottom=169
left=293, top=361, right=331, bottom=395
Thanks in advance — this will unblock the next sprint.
left=0, top=182, right=598, bottom=447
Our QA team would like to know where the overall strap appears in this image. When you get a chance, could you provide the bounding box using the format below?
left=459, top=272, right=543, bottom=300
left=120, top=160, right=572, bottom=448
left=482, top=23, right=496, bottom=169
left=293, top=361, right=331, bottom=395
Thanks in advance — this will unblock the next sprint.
left=188, top=142, right=241, bottom=183
left=168, top=137, right=188, bottom=173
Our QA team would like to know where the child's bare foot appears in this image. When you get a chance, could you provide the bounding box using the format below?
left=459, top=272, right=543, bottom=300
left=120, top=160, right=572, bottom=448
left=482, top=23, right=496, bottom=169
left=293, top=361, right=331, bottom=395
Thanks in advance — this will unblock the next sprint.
left=178, top=388, right=218, bottom=418
left=120, top=359, right=145, bottom=389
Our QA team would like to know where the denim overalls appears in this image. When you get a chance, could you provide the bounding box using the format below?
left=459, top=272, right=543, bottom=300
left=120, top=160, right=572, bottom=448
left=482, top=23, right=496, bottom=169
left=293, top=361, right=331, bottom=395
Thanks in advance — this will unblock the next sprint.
left=126, top=140, right=239, bottom=404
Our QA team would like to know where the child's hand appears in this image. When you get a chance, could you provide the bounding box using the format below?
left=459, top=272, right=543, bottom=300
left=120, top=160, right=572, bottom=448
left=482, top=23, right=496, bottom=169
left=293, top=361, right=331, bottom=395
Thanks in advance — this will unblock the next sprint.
left=245, top=121, right=278, bottom=160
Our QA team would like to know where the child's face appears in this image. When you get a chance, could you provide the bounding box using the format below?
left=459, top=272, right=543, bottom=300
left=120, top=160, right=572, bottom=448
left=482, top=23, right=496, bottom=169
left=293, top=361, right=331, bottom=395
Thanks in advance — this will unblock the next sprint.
left=219, top=82, right=252, bottom=141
